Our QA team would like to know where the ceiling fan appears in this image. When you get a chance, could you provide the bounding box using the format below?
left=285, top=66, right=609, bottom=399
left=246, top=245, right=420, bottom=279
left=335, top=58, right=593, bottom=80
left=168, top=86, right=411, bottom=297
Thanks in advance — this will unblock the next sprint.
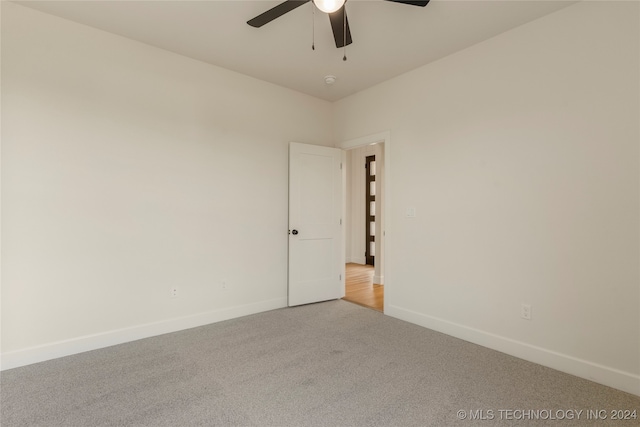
left=247, top=0, right=430, bottom=49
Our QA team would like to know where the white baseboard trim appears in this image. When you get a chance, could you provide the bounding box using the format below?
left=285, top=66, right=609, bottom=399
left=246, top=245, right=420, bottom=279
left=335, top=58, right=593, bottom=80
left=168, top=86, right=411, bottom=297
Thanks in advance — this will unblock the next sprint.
left=386, top=304, right=640, bottom=397
left=1, top=297, right=287, bottom=371
left=349, top=257, right=366, bottom=265
left=373, top=275, right=384, bottom=285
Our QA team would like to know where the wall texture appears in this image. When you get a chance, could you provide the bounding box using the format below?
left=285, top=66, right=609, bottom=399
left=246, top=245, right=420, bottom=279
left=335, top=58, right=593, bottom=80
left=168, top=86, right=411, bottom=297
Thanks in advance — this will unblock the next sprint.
left=334, top=1, right=639, bottom=395
left=1, top=3, right=333, bottom=367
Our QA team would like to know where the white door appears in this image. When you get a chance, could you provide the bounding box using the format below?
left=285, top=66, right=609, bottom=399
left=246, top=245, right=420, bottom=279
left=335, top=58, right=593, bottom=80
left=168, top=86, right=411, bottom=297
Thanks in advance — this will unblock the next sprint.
left=289, top=142, right=344, bottom=307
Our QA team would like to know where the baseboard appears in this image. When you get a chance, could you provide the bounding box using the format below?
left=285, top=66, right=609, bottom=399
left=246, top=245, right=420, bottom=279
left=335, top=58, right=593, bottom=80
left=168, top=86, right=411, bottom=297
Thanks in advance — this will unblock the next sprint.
left=386, top=304, right=640, bottom=397
left=1, top=297, right=287, bottom=371
left=373, top=274, right=384, bottom=285
left=349, top=257, right=366, bottom=265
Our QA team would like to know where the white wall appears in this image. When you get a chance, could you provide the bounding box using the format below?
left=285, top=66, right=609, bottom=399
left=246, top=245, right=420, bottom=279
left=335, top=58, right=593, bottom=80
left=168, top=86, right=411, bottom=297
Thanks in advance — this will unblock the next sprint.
left=1, top=3, right=333, bottom=368
left=334, top=1, right=639, bottom=395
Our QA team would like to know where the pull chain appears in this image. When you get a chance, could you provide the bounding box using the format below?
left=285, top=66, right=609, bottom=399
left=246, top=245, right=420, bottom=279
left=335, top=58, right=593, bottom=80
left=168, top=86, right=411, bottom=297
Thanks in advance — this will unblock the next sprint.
left=312, top=4, right=315, bottom=50
left=343, top=3, right=347, bottom=61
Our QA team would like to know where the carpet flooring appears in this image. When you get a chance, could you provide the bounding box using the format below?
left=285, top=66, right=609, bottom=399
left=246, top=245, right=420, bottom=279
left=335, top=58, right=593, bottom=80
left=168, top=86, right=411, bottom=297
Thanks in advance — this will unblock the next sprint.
left=1, top=300, right=639, bottom=426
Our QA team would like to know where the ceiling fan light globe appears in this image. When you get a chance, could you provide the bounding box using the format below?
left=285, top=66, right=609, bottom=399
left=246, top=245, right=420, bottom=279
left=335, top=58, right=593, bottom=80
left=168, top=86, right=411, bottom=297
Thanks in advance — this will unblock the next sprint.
left=313, top=0, right=345, bottom=14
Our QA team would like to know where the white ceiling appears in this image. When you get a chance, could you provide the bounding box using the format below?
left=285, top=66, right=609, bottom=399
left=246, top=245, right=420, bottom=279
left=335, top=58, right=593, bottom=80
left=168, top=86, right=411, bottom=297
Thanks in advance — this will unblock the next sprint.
left=16, top=0, right=576, bottom=101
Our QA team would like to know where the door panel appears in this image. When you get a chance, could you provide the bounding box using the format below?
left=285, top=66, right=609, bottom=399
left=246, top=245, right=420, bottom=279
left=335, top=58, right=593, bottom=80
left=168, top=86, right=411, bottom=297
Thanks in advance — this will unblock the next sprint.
left=289, top=143, right=343, bottom=306
left=365, top=155, right=376, bottom=266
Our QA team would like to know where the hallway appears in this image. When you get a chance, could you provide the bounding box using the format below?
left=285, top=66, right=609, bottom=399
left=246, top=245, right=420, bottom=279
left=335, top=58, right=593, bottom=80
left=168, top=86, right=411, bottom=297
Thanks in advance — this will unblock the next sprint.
left=342, top=263, right=384, bottom=312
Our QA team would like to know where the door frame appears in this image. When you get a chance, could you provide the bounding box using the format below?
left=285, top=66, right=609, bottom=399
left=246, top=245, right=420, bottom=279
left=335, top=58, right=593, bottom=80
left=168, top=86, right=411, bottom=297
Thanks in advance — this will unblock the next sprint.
left=339, top=131, right=391, bottom=313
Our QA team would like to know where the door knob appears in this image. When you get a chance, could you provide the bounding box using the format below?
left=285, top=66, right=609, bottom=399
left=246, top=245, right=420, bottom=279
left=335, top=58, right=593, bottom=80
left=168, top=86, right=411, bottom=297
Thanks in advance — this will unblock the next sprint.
left=291, top=229, right=299, bottom=235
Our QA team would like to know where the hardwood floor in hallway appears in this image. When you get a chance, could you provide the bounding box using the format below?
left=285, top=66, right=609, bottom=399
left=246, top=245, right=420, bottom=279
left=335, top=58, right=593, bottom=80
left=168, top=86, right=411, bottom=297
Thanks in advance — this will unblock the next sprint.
left=343, top=263, right=384, bottom=312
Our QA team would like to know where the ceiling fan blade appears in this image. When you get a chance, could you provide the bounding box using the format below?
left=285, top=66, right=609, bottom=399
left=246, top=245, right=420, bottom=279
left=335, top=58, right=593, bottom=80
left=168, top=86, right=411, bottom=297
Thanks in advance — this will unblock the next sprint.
left=247, top=0, right=311, bottom=28
left=384, top=0, right=430, bottom=6
left=328, top=7, right=352, bottom=48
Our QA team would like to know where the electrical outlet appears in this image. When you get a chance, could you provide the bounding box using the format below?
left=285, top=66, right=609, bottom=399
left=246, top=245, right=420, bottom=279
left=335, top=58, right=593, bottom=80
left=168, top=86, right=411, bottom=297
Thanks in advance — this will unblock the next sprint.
left=222, top=280, right=227, bottom=290
left=521, top=303, right=532, bottom=320
left=170, top=287, right=179, bottom=298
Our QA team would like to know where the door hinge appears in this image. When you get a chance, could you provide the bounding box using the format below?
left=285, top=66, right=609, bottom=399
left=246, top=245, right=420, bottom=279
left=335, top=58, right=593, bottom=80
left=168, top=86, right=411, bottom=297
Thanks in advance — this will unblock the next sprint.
left=340, top=162, right=343, bottom=170
left=339, top=274, right=342, bottom=281
left=340, top=218, right=342, bottom=225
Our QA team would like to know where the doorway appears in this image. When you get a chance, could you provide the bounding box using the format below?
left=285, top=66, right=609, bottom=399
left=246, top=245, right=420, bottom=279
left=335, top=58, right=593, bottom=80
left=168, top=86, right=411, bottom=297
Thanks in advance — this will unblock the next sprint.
left=342, top=141, right=385, bottom=311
